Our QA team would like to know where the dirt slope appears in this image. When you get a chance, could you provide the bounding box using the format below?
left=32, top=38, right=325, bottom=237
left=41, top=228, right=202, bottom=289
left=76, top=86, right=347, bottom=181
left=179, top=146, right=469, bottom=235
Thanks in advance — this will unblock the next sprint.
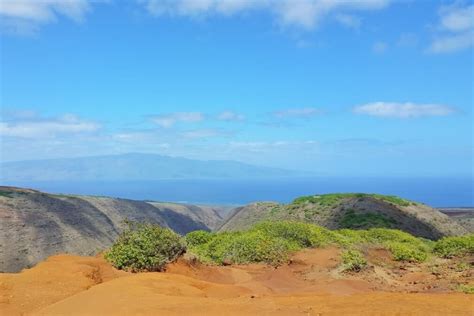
left=219, top=194, right=467, bottom=239
left=0, top=186, right=223, bottom=272
left=0, top=250, right=472, bottom=316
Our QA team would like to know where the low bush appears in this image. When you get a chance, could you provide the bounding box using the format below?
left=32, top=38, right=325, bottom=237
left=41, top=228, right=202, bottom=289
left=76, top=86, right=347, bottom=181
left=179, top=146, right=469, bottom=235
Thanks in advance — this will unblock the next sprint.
left=185, top=230, right=213, bottom=247
left=458, top=284, right=474, bottom=294
left=106, top=219, right=469, bottom=271
left=433, top=235, right=474, bottom=258
left=386, top=242, right=427, bottom=262
left=105, top=222, right=186, bottom=272
left=341, top=249, right=367, bottom=271
left=188, top=230, right=293, bottom=266
left=251, top=221, right=337, bottom=248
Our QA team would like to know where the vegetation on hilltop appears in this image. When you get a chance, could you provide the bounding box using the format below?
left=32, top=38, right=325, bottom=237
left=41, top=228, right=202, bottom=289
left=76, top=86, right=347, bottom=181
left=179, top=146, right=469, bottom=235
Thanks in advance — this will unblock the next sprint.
left=292, top=193, right=414, bottom=207
left=219, top=193, right=467, bottom=240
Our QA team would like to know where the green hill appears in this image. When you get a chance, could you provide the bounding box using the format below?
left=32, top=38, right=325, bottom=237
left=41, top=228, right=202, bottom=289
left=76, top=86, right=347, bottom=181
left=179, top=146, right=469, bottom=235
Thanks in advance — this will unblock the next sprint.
left=218, top=193, right=467, bottom=240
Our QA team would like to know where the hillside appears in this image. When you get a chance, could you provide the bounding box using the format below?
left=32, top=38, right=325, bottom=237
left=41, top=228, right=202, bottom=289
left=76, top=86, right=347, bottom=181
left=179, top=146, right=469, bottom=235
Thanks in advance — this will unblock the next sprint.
left=0, top=153, right=303, bottom=181
left=0, top=186, right=224, bottom=272
left=439, top=208, right=474, bottom=233
left=219, top=193, right=467, bottom=239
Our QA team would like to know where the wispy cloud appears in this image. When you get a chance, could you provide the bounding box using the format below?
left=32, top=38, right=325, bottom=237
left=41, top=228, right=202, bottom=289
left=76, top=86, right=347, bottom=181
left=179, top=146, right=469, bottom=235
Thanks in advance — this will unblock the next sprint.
left=181, top=128, right=228, bottom=139
left=139, top=0, right=391, bottom=30
left=273, top=107, right=321, bottom=119
left=0, top=0, right=95, bottom=35
left=150, top=112, right=204, bottom=128
left=217, top=111, right=245, bottom=122
left=353, top=102, right=456, bottom=118
left=0, top=112, right=100, bottom=138
left=429, top=32, right=473, bottom=54
left=428, top=3, right=473, bottom=54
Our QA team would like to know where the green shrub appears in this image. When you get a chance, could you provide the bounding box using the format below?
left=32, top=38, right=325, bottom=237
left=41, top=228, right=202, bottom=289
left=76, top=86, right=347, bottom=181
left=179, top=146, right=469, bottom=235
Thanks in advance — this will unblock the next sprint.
left=433, top=235, right=474, bottom=258
left=251, top=220, right=337, bottom=248
left=334, top=229, right=367, bottom=245
left=458, top=284, right=474, bottom=294
left=387, top=242, right=427, bottom=262
left=341, top=249, right=367, bottom=271
left=189, top=230, right=293, bottom=266
left=365, top=228, right=431, bottom=250
left=185, top=230, right=213, bottom=247
left=105, top=222, right=186, bottom=272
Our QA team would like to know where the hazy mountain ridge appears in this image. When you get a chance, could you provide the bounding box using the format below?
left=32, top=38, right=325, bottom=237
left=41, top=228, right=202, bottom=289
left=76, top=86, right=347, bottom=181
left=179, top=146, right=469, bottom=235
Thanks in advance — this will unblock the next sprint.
left=0, top=153, right=305, bottom=181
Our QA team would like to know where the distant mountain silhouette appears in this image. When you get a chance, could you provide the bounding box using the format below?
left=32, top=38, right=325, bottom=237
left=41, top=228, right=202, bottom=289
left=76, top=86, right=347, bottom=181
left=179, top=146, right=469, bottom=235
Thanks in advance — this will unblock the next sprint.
left=0, top=153, right=305, bottom=181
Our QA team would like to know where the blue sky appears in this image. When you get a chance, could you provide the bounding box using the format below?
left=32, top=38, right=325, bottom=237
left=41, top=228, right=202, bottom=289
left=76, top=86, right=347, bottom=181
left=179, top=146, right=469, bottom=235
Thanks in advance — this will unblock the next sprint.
left=0, top=0, right=473, bottom=177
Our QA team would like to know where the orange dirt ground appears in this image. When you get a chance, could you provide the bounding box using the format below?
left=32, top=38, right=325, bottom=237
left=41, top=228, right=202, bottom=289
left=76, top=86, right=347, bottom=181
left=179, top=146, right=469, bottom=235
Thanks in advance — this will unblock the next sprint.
left=0, top=248, right=472, bottom=315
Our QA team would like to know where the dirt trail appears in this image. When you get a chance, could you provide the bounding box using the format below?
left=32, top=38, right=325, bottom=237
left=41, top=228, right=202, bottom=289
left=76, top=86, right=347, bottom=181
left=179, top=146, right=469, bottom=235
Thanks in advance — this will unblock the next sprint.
left=0, top=249, right=472, bottom=315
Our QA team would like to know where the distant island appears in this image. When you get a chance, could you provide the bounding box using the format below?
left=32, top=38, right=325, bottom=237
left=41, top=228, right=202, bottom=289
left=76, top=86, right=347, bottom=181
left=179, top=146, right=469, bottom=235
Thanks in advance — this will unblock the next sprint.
left=0, top=153, right=307, bottom=182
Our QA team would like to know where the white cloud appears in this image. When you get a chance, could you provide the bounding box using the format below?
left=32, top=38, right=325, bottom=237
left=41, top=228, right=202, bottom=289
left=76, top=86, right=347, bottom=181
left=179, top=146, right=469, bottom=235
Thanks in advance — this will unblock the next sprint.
left=429, top=31, right=473, bottom=54
left=372, top=41, right=388, bottom=53
left=353, top=102, right=456, bottom=118
left=0, top=0, right=90, bottom=22
left=428, top=3, right=473, bottom=54
left=439, top=3, right=474, bottom=32
left=140, top=0, right=391, bottom=30
left=273, top=107, right=321, bottom=118
left=0, top=0, right=96, bottom=35
left=217, top=111, right=245, bottom=121
left=181, top=128, right=226, bottom=139
left=0, top=113, right=100, bottom=138
left=150, top=112, right=204, bottom=128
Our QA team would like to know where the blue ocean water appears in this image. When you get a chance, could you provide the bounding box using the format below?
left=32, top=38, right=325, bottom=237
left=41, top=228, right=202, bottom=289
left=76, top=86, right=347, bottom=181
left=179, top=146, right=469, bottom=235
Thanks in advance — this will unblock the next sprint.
left=5, top=177, right=473, bottom=207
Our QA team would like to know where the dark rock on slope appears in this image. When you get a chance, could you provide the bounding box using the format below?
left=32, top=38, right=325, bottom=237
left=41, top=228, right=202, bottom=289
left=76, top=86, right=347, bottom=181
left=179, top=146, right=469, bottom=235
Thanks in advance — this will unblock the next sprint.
left=0, top=186, right=223, bottom=272
left=219, top=193, right=467, bottom=240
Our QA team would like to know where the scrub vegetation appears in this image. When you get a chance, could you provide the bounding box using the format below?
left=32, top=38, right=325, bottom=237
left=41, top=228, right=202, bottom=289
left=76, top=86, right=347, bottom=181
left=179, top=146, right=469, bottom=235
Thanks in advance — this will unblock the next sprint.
left=106, top=220, right=473, bottom=272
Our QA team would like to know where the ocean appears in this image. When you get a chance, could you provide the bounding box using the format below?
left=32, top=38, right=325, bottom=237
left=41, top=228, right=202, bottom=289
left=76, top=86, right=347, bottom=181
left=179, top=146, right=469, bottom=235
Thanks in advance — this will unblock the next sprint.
left=4, top=177, right=473, bottom=207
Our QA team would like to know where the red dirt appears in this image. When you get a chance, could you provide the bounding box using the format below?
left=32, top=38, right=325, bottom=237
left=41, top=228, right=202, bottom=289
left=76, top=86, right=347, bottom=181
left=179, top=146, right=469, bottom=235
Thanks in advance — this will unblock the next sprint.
left=0, top=248, right=472, bottom=315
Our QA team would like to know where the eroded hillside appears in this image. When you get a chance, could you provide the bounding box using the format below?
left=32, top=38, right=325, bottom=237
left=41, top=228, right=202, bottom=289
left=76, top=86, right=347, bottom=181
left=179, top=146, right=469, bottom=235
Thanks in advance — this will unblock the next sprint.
left=0, top=186, right=224, bottom=272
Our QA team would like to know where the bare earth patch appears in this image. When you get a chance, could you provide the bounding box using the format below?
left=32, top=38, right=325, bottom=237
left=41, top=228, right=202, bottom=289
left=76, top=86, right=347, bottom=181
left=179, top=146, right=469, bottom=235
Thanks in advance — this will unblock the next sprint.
left=0, top=249, right=472, bottom=315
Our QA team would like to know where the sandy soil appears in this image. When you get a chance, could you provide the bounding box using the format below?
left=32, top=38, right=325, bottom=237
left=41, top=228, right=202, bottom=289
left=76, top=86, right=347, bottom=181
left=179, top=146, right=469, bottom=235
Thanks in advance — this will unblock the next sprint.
left=0, top=249, right=472, bottom=315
